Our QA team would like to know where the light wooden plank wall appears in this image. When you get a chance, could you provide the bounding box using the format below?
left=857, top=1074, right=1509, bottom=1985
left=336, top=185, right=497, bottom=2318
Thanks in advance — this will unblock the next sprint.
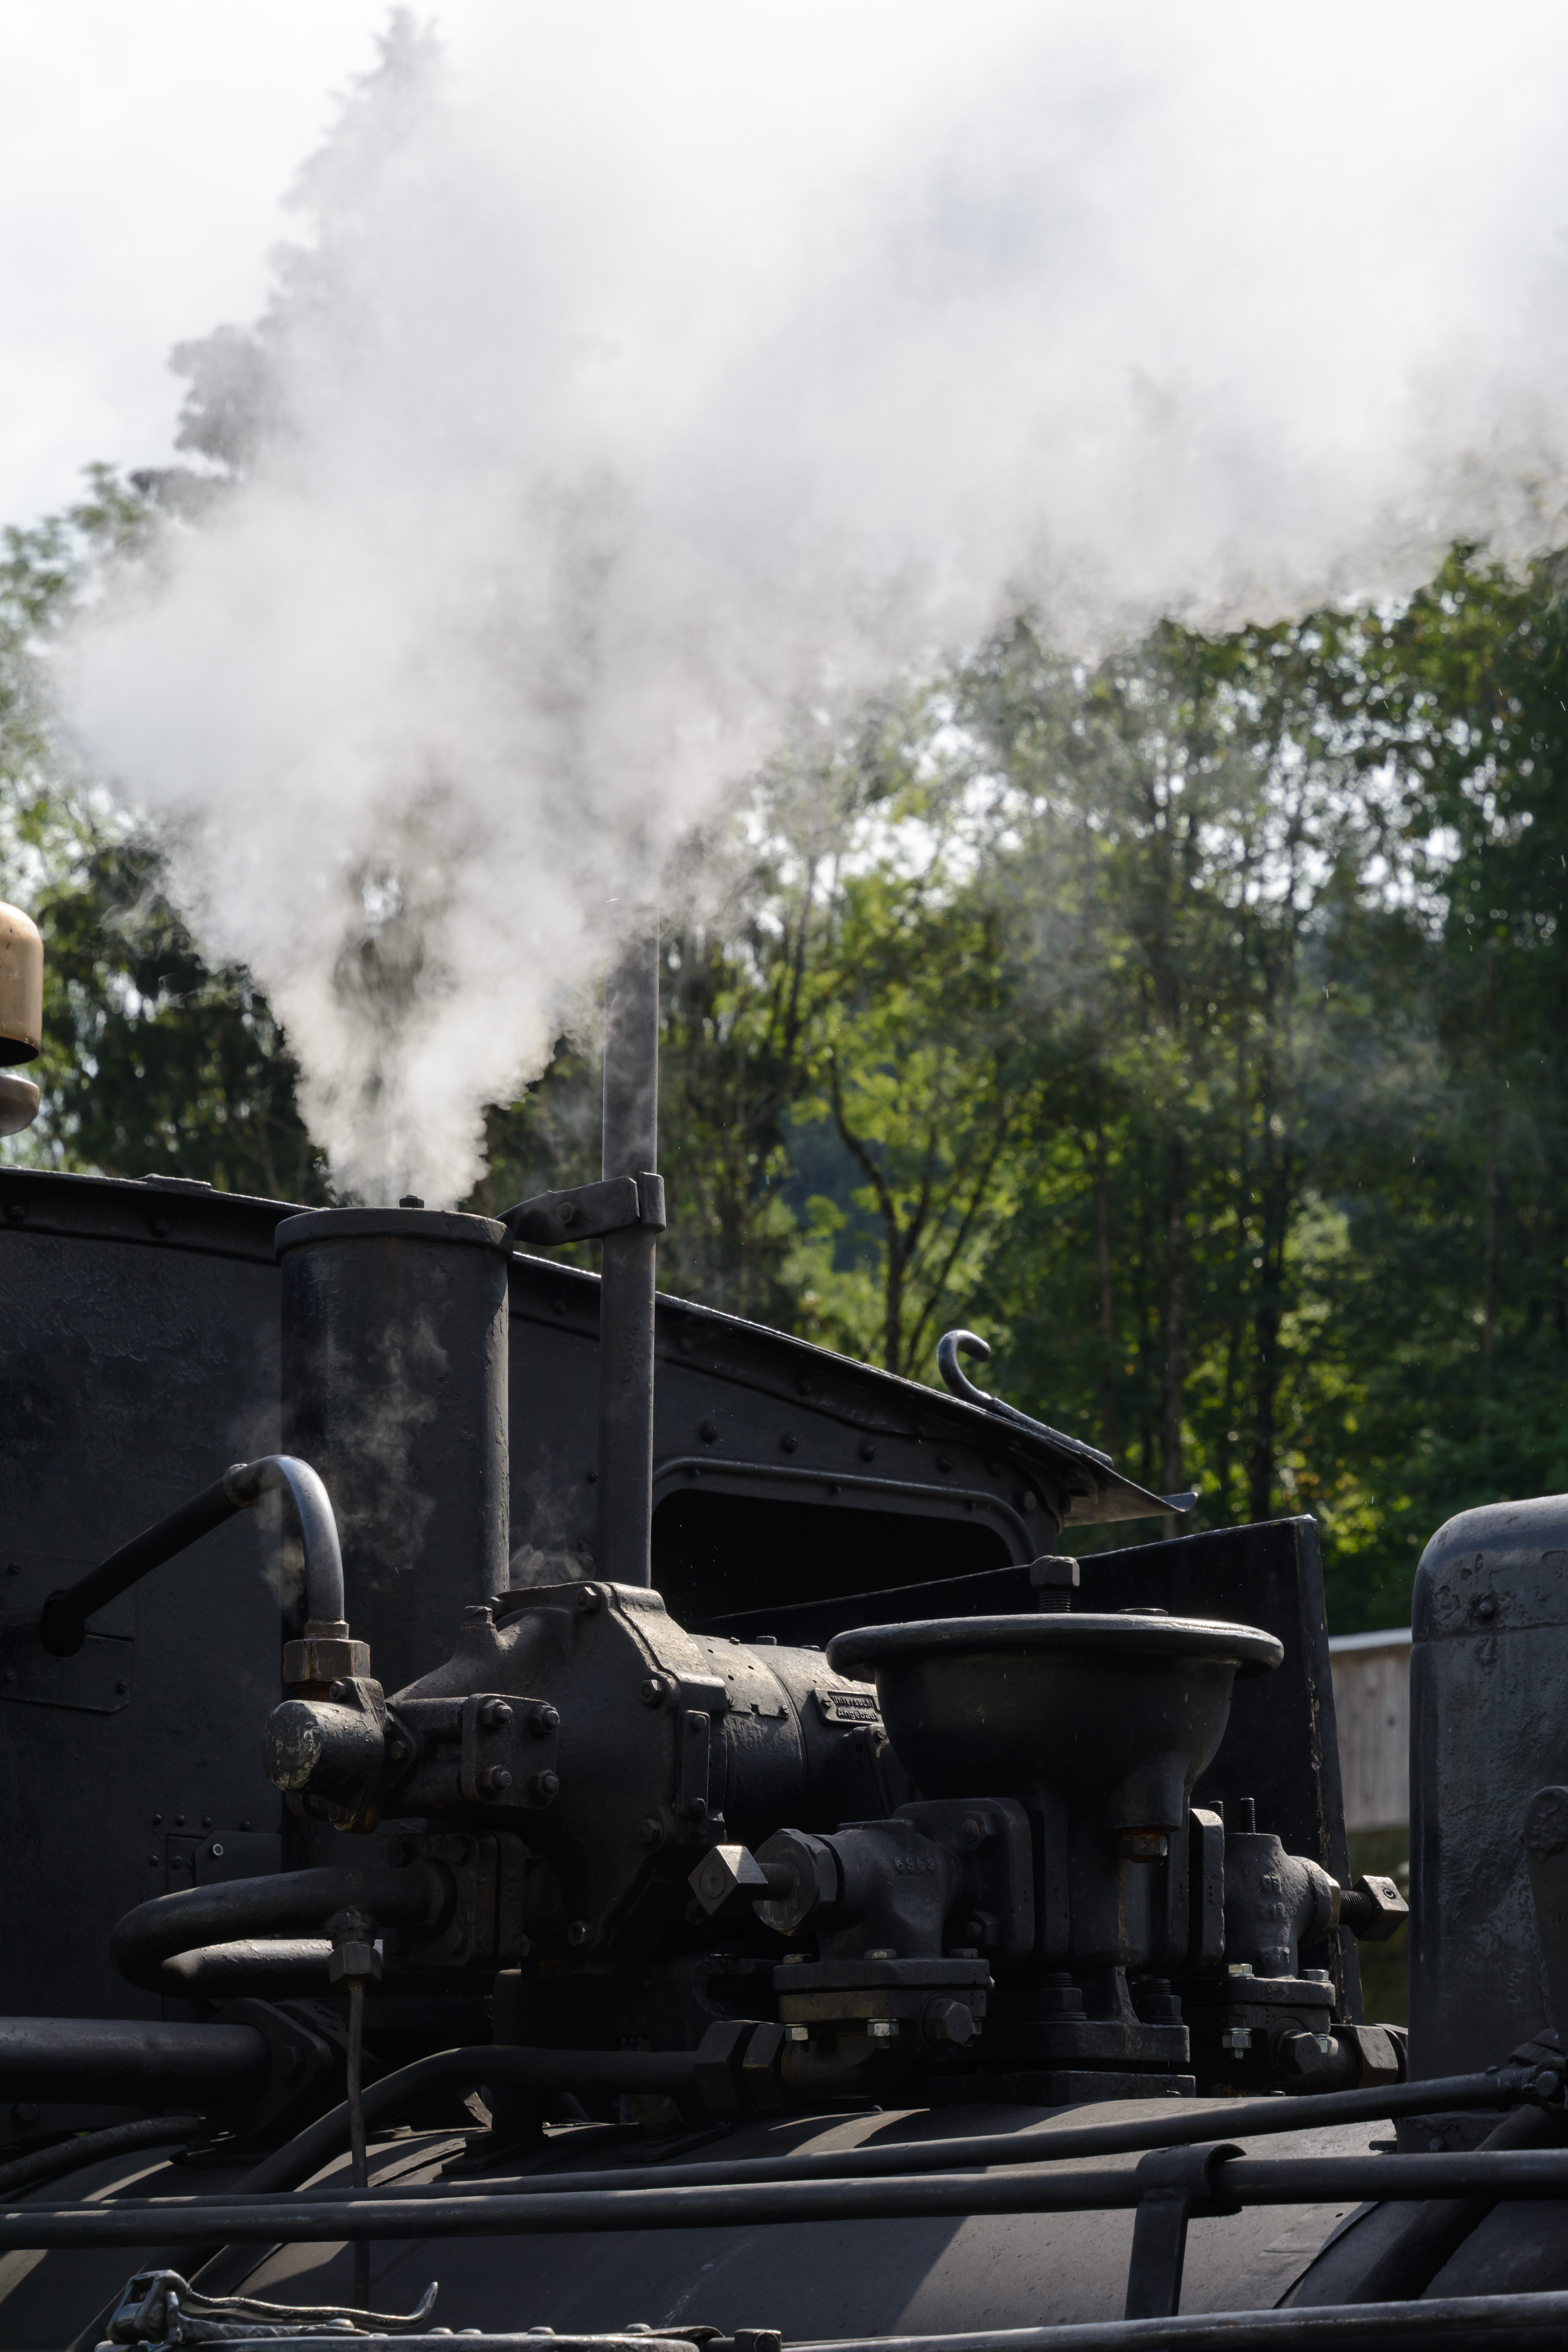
left=1329, top=1630, right=1411, bottom=1833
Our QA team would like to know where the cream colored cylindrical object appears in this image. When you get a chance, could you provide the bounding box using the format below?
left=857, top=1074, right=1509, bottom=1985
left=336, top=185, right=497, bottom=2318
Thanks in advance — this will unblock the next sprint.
left=0, top=1072, right=39, bottom=1137
left=0, top=903, right=42, bottom=1066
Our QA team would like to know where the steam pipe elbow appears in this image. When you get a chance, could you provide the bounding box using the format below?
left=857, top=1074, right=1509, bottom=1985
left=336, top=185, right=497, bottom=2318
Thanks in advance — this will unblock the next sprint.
left=224, top=1455, right=345, bottom=1626
left=109, top=1863, right=448, bottom=1995
left=38, top=1454, right=346, bottom=1660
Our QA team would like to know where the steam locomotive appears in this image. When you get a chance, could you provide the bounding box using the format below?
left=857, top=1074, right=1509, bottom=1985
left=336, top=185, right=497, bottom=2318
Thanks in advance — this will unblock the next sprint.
left=0, top=904, right=1564, bottom=2352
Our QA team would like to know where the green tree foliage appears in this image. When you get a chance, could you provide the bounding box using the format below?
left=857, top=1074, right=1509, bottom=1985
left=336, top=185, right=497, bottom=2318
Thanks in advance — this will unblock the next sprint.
left=0, top=472, right=328, bottom=1202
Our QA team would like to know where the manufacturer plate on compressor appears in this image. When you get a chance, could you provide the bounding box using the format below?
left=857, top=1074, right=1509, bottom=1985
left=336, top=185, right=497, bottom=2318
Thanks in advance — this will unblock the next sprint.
left=814, top=1684, right=883, bottom=1727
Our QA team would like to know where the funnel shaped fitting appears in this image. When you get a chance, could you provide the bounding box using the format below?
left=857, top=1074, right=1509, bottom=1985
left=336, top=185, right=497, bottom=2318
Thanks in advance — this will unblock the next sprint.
left=826, top=1612, right=1281, bottom=1830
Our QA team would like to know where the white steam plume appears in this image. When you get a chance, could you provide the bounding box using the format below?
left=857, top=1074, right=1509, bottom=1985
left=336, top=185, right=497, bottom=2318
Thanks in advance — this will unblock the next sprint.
left=63, top=2, right=1568, bottom=1204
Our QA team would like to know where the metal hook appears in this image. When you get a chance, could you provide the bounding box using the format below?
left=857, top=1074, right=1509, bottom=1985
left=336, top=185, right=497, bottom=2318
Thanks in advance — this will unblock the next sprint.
left=936, top=1329, right=1115, bottom=1468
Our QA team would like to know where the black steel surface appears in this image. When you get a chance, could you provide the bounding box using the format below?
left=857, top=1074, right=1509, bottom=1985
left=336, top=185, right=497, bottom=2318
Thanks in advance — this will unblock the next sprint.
left=0, top=1172, right=287, bottom=2043
left=1411, top=1499, right=1568, bottom=2082
left=177, top=2315, right=1568, bottom=2352
left=789, top=2296, right=1568, bottom=2351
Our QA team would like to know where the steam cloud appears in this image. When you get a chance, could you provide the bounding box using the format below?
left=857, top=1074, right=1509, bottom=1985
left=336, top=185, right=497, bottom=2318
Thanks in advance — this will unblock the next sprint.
left=63, top=2, right=1568, bottom=1204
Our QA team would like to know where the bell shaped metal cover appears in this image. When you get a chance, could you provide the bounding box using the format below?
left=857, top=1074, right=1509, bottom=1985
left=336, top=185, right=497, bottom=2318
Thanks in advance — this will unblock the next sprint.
left=0, top=902, right=41, bottom=1066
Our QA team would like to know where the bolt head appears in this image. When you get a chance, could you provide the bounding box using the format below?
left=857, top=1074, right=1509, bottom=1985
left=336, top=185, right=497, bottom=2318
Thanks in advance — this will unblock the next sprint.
left=637, top=1815, right=665, bottom=1845
left=529, top=1770, right=560, bottom=1800
left=478, top=1766, right=514, bottom=1795
left=640, top=1677, right=668, bottom=1706
left=688, top=1843, right=769, bottom=1913
left=480, top=1700, right=514, bottom=1728
left=921, top=1996, right=976, bottom=2048
left=575, top=1586, right=601, bottom=1614
left=567, top=1918, right=594, bottom=1947
left=327, top=1940, right=381, bottom=1985
left=1349, top=1873, right=1410, bottom=1941
left=531, top=1704, right=560, bottom=1734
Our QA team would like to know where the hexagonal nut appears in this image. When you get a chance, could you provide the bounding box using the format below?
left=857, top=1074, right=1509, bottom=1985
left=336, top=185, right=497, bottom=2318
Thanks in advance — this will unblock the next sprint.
left=753, top=1828, right=839, bottom=1937
left=327, top=1940, right=382, bottom=1985
left=1343, top=1872, right=1409, bottom=1942
left=920, top=1996, right=976, bottom=2050
left=282, top=1633, right=371, bottom=1690
left=689, top=1844, right=771, bottom=1916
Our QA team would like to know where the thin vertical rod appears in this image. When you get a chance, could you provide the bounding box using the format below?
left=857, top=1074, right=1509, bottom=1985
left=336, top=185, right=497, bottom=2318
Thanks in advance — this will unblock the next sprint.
left=597, top=920, right=660, bottom=1586
left=348, top=1977, right=370, bottom=2307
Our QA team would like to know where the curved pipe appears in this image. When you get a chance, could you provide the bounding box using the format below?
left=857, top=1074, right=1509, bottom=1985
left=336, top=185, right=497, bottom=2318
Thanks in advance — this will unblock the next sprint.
left=40, top=1454, right=345, bottom=1659
left=0, top=2113, right=201, bottom=2199
left=240, top=2044, right=699, bottom=2195
left=157, top=1938, right=336, bottom=1999
left=227, top=1456, right=345, bottom=1626
left=0, top=2019, right=266, bottom=2103
left=110, top=1865, right=448, bottom=1996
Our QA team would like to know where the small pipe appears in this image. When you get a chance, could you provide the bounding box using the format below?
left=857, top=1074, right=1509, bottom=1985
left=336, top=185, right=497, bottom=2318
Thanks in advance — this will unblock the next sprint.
left=597, top=922, right=660, bottom=1586
left=237, top=2044, right=699, bottom=2197
left=20, top=2143, right=1568, bottom=2252
left=271, top=2062, right=1547, bottom=2204
left=156, top=1938, right=336, bottom=1998
left=0, top=2019, right=267, bottom=2104
left=110, top=1865, right=448, bottom=1996
left=0, top=2115, right=201, bottom=2199
left=0, top=2162, right=1140, bottom=2248
left=347, top=1977, right=370, bottom=2309
left=39, top=1454, right=344, bottom=1658
left=226, top=1456, right=345, bottom=1625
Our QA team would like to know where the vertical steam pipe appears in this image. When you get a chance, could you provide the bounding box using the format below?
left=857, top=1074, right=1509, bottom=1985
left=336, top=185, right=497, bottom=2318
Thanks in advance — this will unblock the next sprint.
left=597, top=921, right=660, bottom=1586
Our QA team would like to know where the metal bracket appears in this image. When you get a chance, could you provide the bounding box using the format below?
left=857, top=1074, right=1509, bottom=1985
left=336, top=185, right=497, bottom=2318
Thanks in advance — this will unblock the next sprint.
left=669, top=1673, right=729, bottom=1836
left=1124, top=2141, right=1242, bottom=2319
left=502, top=1172, right=666, bottom=1249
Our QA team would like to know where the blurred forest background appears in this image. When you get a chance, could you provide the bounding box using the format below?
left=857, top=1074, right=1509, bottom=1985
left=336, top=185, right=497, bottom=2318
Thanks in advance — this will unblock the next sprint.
left=7, top=471, right=1566, bottom=1637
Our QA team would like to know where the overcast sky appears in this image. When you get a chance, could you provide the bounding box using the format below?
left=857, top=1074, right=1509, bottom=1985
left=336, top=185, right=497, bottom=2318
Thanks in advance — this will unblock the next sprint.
left=0, top=4, right=418, bottom=526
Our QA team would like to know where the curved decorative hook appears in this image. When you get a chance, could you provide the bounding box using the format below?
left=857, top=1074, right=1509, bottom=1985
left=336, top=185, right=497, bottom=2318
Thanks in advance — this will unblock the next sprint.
left=936, top=1328, right=1114, bottom=1469
left=936, top=1328, right=996, bottom=1410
